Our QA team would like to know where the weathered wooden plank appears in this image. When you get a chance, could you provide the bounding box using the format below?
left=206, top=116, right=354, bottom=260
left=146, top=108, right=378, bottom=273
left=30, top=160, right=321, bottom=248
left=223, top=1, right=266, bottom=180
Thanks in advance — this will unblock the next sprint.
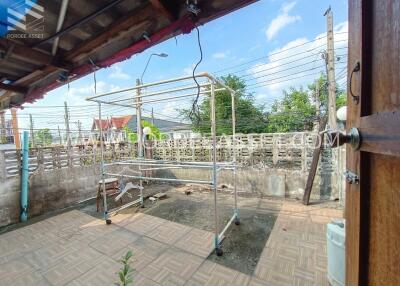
left=302, top=117, right=327, bottom=205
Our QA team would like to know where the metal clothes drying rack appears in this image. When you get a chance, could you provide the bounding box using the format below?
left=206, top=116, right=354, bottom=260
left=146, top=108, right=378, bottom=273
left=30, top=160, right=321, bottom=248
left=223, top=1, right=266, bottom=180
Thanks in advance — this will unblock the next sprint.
left=86, top=72, right=239, bottom=255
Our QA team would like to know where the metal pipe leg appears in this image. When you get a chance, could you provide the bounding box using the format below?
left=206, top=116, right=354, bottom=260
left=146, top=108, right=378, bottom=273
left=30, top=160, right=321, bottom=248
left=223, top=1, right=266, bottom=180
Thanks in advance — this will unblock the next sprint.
left=98, top=102, right=110, bottom=224
left=139, top=178, right=144, bottom=207
left=233, top=165, right=240, bottom=225
left=210, top=81, right=223, bottom=256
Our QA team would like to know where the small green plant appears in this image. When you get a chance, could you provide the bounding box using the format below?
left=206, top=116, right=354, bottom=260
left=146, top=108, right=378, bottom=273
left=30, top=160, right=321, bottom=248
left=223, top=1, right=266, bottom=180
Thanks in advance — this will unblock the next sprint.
left=116, top=251, right=134, bottom=286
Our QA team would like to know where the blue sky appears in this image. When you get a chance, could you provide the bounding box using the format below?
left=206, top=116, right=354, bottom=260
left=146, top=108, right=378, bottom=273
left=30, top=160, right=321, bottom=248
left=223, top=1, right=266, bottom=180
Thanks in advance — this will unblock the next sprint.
left=8, top=0, right=349, bottom=133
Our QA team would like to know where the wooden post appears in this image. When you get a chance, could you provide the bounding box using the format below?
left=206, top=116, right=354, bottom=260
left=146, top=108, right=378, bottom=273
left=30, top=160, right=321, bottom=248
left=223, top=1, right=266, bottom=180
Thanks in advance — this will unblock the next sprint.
left=303, top=117, right=327, bottom=205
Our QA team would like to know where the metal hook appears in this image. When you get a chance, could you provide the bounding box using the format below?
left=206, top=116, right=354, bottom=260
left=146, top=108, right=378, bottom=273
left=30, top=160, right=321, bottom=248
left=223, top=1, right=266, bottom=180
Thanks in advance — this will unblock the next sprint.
left=349, top=61, right=360, bottom=104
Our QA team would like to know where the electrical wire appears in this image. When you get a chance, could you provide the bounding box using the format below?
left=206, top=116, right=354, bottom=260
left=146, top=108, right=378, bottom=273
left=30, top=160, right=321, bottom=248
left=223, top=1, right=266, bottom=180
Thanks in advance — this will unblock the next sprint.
left=189, top=26, right=203, bottom=124
left=214, top=38, right=347, bottom=74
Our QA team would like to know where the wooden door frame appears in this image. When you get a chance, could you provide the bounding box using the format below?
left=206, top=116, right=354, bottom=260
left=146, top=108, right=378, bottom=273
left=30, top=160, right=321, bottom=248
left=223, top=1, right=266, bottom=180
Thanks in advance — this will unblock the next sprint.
left=347, top=1, right=400, bottom=285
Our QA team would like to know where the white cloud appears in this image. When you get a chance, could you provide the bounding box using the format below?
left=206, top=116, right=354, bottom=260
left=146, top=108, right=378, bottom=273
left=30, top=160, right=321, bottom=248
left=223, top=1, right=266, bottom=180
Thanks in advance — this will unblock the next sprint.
left=183, top=64, right=195, bottom=76
left=212, top=52, right=228, bottom=59
left=249, top=44, right=262, bottom=52
left=266, top=1, right=301, bottom=41
left=249, top=21, right=349, bottom=105
left=109, top=65, right=130, bottom=80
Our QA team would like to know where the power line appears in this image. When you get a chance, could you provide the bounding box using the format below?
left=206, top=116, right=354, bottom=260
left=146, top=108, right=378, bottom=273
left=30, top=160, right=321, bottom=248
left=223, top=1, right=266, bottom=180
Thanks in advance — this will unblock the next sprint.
left=214, top=38, right=348, bottom=74
left=239, top=55, right=346, bottom=84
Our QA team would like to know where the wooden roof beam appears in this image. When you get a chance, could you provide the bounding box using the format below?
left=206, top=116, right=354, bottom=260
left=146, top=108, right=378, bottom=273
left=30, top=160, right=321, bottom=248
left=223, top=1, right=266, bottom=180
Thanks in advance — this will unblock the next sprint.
left=0, top=39, right=71, bottom=73
left=149, top=0, right=178, bottom=22
left=64, top=3, right=154, bottom=63
left=0, top=39, right=52, bottom=66
left=0, top=83, right=27, bottom=94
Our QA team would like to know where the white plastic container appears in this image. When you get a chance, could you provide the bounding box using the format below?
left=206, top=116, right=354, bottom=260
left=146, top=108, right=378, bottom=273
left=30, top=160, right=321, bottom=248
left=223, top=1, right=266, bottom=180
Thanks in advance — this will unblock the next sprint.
left=326, top=219, right=345, bottom=286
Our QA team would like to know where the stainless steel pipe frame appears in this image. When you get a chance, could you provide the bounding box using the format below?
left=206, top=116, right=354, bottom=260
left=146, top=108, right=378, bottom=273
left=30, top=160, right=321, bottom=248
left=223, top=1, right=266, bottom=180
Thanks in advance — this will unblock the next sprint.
left=103, top=161, right=235, bottom=169
left=106, top=159, right=236, bottom=166
left=88, top=73, right=239, bottom=256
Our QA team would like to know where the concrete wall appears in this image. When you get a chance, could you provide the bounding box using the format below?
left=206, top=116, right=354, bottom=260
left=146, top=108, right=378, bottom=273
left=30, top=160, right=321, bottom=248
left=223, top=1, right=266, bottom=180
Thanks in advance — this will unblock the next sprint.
left=156, top=168, right=340, bottom=200
left=0, top=136, right=344, bottom=227
left=0, top=162, right=340, bottom=228
left=0, top=160, right=141, bottom=227
left=0, top=165, right=100, bottom=227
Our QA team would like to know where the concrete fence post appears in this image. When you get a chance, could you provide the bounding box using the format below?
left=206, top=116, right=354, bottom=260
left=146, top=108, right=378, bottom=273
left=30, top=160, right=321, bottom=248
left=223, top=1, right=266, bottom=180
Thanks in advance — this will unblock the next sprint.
left=301, top=133, right=307, bottom=172
left=272, top=135, right=278, bottom=166
left=0, top=151, right=7, bottom=180
left=38, top=148, right=45, bottom=172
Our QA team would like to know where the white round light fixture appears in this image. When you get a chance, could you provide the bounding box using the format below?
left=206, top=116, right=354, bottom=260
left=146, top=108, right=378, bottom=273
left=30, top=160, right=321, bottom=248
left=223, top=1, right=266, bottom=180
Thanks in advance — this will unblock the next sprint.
left=143, top=126, right=152, bottom=135
left=337, top=106, right=347, bottom=122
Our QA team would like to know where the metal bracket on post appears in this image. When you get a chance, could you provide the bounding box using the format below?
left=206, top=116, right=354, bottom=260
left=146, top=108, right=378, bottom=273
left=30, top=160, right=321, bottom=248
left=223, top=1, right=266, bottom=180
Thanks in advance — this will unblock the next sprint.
left=344, top=170, right=359, bottom=185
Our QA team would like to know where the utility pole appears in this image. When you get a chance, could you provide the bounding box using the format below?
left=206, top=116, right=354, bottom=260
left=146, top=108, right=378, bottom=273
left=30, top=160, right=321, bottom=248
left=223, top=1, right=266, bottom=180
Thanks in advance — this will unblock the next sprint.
left=29, top=114, right=35, bottom=148
left=64, top=101, right=71, bottom=148
left=151, top=108, right=155, bottom=125
left=77, top=120, right=82, bottom=145
left=57, top=125, right=62, bottom=145
left=314, top=81, right=321, bottom=132
left=11, top=108, right=20, bottom=149
left=64, top=101, right=72, bottom=164
left=324, top=7, right=337, bottom=130
left=0, top=111, right=5, bottom=143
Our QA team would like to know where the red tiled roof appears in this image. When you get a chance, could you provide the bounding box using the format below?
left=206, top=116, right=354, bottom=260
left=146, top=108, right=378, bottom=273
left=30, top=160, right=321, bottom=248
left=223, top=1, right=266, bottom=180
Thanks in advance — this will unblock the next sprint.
left=93, top=119, right=111, bottom=130
left=111, top=115, right=133, bottom=129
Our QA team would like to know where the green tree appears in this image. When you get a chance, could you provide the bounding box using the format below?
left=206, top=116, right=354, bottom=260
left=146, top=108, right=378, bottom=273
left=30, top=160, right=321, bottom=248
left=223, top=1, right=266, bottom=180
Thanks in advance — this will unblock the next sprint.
left=181, top=75, right=266, bottom=135
left=35, top=128, right=53, bottom=146
left=266, top=87, right=316, bottom=132
left=307, top=73, right=347, bottom=113
left=266, top=73, right=347, bottom=132
left=335, top=92, right=347, bottom=109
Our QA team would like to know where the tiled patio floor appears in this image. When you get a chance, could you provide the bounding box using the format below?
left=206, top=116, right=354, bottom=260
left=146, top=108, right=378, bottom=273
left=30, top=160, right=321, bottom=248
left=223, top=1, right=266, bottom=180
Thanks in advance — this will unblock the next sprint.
left=0, top=201, right=342, bottom=286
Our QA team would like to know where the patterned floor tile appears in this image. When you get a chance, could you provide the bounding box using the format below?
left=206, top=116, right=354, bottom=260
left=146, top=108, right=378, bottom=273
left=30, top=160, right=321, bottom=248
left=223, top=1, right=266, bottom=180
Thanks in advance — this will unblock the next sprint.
left=89, top=228, right=139, bottom=256
left=0, top=201, right=341, bottom=286
left=252, top=201, right=343, bottom=286
left=66, top=256, right=120, bottom=286
left=174, top=228, right=214, bottom=258
left=0, top=259, right=37, bottom=285
left=146, top=220, right=191, bottom=245
left=187, top=260, right=251, bottom=286
left=111, top=236, right=169, bottom=272
left=124, top=213, right=167, bottom=236
left=140, top=248, right=203, bottom=285
left=42, top=246, right=104, bottom=285
left=2, top=270, right=51, bottom=286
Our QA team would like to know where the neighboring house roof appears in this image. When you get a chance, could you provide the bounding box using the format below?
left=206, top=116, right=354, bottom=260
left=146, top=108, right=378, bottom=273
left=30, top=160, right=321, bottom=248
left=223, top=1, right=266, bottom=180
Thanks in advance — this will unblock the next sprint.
left=126, top=115, right=190, bottom=133
left=92, top=118, right=111, bottom=131
left=92, top=115, right=191, bottom=133
left=111, top=115, right=133, bottom=129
